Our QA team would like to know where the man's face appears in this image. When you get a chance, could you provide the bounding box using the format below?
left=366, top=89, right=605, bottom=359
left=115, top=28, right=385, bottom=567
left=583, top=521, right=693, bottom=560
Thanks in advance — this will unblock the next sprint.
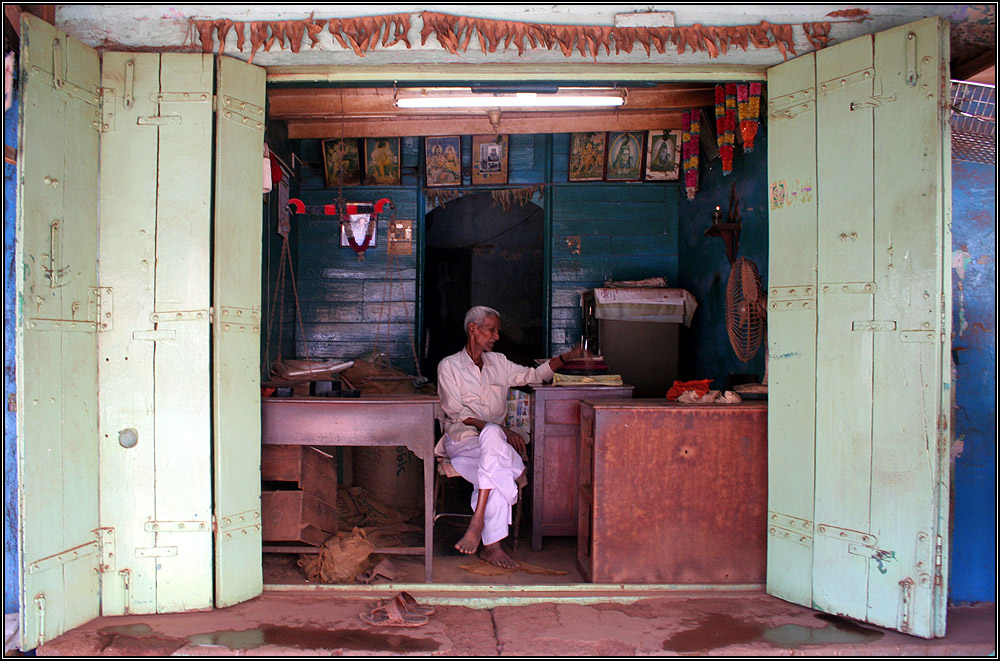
left=470, top=314, right=500, bottom=352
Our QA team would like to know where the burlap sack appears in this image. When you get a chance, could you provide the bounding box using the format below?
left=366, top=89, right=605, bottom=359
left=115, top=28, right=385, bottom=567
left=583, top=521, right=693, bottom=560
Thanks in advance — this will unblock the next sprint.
left=297, top=527, right=375, bottom=583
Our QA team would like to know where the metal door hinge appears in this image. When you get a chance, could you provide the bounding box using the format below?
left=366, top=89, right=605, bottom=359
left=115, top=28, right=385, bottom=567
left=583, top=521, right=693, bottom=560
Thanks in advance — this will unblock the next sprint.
left=216, top=306, right=261, bottom=334
left=28, top=539, right=101, bottom=575
left=218, top=508, right=262, bottom=542
left=97, top=287, right=113, bottom=331
left=150, top=309, right=210, bottom=323
left=96, top=526, right=116, bottom=573
left=98, top=88, right=116, bottom=132
left=934, top=535, right=944, bottom=587
left=152, top=92, right=213, bottom=104
left=144, top=520, right=210, bottom=533
left=219, top=95, right=265, bottom=132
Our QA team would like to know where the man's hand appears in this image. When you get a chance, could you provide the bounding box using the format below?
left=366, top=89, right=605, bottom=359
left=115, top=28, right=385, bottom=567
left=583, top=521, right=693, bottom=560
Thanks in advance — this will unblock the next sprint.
left=503, top=427, right=527, bottom=458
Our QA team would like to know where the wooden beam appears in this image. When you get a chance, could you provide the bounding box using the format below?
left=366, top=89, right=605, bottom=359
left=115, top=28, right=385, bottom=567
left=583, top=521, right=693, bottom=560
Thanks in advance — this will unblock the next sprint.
left=286, top=110, right=685, bottom=139
left=953, top=50, right=997, bottom=82
left=268, top=85, right=715, bottom=121
left=24, top=5, right=55, bottom=25
left=4, top=5, right=21, bottom=37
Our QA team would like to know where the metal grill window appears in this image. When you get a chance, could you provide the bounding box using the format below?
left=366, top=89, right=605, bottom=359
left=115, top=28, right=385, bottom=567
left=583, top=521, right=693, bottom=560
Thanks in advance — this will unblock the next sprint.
left=951, top=80, right=996, bottom=165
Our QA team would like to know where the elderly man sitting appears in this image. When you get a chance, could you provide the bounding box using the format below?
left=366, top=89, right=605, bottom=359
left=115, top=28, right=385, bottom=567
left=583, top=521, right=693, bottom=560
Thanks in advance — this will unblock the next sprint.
left=436, top=306, right=583, bottom=568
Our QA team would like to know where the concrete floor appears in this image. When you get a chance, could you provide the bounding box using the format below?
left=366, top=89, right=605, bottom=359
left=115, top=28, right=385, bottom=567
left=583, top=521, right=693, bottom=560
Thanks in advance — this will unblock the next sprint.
left=28, top=526, right=997, bottom=656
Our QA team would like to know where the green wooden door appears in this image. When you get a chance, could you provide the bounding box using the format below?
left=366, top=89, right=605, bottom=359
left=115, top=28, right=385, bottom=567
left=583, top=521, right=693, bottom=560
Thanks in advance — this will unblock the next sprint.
left=766, top=17, right=951, bottom=638
left=16, top=14, right=102, bottom=649
left=97, top=52, right=215, bottom=616
left=212, top=56, right=266, bottom=607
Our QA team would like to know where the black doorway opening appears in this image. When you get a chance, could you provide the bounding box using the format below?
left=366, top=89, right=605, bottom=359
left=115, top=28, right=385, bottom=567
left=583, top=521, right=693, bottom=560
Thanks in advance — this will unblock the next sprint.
left=422, top=193, right=544, bottom=380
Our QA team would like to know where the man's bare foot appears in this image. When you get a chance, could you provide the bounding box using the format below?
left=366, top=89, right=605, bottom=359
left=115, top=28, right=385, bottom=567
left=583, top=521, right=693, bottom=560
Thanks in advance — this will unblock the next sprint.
left=480, top=542, right=519, bottom=569
left=455, top=520, right=484, bottom=554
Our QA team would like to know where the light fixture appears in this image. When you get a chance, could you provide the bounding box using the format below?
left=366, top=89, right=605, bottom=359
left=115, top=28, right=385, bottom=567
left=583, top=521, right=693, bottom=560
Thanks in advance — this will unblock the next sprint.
left=395, top=87, right=626, bottom=109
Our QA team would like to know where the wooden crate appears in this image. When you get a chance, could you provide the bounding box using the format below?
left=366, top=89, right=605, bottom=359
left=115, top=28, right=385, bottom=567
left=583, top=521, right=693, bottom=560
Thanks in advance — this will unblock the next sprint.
left=261, top=445, right=337, bottom=505
left=261, top=490, right=338, bottom=546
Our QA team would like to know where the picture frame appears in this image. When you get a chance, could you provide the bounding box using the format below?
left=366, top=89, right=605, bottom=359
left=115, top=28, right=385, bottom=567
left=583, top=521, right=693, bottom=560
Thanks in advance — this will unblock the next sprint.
left=472, top=134, right=508, bottom=185
left=322, top=138, right=362, bottom=187
left=644, top=130, right=682, bottom=181
left=364, top=137, right=401, bottom=186
left=605, top=131, right=645, bottom=182
left=425, top=136, right=462, bottom=187
left=568, top=132, right=606, bottom=182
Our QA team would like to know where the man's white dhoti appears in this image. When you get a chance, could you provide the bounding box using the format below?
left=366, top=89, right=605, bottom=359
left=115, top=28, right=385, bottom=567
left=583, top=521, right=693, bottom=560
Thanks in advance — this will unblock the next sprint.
left=437, top=346, right=554, bottom=547
left=443, top=423, right=524, bottom=546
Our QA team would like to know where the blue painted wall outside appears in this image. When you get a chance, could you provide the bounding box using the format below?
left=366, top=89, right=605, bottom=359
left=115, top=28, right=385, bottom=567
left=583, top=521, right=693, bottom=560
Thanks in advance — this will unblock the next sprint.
left=948, top=159, right=996, bottom=604
left=4, top=92, right=19, bottom=615
left=676, top=134, right=769, bottom=385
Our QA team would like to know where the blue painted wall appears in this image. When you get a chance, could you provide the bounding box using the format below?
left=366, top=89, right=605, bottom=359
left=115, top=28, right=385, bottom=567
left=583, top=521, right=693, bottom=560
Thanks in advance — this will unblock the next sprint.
left=676, top=133, right=769, bottom=385
left=948, top=159, right=997, bottom=604
left=285, top=133, right=682, bottom=368
left=4, top=90, right=19, bottom=615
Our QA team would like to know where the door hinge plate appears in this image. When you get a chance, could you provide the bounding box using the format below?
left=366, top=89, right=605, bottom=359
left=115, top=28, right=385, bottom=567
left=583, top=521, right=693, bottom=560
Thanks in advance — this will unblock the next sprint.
left=144, top=520, right=210, bottom=533
left=28, top=540, right=100, bottom=575
left=816, top=523, right=878, bottom=547
left=152, top=92, right=213, bottom=104
left=135, top=546, right=178, bottom=558
left=96, top=526, right=116, bottom=573
left=150, top=309, right=210, bottom=323
left=99, top=88, right=116, bottom=132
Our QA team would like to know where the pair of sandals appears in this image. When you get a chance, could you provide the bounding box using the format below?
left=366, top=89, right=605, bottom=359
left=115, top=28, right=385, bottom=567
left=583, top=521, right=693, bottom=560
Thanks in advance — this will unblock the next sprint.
left=359, top=591, right=435, bottom=627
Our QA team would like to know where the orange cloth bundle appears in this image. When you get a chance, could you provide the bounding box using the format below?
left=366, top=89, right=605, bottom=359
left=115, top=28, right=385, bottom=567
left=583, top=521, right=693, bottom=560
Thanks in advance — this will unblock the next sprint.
left=666, top=379, right=713, bottom=401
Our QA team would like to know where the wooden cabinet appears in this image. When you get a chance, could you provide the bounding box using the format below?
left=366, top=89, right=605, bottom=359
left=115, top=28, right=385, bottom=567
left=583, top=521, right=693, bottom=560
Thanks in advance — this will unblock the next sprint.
left=524, top=384, right=634, bottom=551
left=578, top=399, right=767, bottom=584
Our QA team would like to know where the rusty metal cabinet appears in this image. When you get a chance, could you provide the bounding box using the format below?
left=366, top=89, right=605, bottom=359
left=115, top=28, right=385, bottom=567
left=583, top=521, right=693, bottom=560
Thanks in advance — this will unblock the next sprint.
left=524, top=384, right=634, bottom=551
left=578, top=399, right=767, bottom=584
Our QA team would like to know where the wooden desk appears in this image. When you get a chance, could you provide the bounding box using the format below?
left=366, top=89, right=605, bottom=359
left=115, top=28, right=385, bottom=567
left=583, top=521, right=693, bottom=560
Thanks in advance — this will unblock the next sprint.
left=523, top=384, right=634, bottom=551
left=261, top=395, right=439, bottom=582
left=578, top=399, right=767, bottom=584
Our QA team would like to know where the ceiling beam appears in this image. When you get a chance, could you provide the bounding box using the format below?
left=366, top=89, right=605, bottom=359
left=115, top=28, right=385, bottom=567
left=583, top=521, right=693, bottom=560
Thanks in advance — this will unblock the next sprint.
left=268, top=85, right=714, bottom=120
left=285, top=109, right=686, bottom=139
left=953, top=50, right=997, bottom=82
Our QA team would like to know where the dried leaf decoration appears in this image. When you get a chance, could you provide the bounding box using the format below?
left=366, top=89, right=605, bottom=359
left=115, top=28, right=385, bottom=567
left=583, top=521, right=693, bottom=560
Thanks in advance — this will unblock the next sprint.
left=188, top=12, right=831, bottom=62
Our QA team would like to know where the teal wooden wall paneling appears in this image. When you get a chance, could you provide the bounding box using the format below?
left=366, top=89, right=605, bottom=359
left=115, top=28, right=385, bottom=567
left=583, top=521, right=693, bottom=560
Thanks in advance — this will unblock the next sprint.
left=286, top=132, right=681, bottom=368
left=292, top=185, right=419, bottom=367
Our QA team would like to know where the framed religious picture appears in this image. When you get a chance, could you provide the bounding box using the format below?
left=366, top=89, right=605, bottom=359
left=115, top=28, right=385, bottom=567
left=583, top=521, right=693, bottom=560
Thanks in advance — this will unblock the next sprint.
left=605, top=131, right=645, bottom=182
left=322, top=138, right=362, bottom=187
left=644, top=130, right=682, bottom=181
left=472, top=134, right=508, bottom=185
left=568, top=131, right=606, bottom=182
left=364, top=137, right=401, bottom=185
left=425, top=136, right=462, bottom=187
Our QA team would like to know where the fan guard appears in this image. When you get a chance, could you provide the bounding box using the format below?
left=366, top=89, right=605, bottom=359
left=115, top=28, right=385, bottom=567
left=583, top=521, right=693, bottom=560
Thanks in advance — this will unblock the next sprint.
left=725, top=257, right=766, bottom=362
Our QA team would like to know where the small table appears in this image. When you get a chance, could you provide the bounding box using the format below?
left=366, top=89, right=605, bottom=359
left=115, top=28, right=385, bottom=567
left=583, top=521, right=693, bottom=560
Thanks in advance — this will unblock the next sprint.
left=261, top=395, right=439, bottom=582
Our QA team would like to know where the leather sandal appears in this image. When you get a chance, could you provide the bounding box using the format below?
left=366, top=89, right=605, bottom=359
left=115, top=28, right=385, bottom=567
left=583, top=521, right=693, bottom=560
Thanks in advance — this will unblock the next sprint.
left=359, top=598, right=428, bottom=627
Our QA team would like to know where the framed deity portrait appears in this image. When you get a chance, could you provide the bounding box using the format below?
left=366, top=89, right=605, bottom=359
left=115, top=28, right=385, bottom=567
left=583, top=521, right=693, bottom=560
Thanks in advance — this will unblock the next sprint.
left=425, top=136, right=462, bottom=187
left=322, top=138, right=362, bottom=187
left=472, top=134, right=508, bottom=185
left=605, top=131, right=644, bottom=182
left=364, top=137, right=401, bottom=186
left=644, top=130, right=682, bottom=181
left=568, top=132, right=606, bottom=182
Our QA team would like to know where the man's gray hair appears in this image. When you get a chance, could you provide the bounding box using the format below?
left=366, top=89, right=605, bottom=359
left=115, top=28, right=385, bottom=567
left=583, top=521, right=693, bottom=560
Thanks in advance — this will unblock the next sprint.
left=463, top=306, right=500, bottom=337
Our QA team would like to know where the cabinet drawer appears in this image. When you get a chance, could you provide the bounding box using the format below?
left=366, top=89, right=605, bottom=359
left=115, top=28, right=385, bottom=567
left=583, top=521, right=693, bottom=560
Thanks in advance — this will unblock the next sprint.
left=544, top=399, right=583, bottom=425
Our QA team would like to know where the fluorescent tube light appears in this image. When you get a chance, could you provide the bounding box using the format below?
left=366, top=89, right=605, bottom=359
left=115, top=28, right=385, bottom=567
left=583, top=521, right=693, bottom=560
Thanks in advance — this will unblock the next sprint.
left=396, top=94, right=625, bottom=109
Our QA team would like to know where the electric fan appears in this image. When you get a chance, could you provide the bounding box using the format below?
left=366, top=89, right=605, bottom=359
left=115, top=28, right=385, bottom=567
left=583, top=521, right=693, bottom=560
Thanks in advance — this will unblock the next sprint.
left=725, top=256, right=767, bottom=362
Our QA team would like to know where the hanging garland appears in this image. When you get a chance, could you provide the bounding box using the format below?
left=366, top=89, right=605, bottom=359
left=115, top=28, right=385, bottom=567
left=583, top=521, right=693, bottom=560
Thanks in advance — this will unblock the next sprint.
left=715, top=85, right=735, bottom=175
left=190, top=12, right=835, bottom=62
left=682, top=110, right=700, bottom=201
left=738, top=82, right=762, bottom=152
